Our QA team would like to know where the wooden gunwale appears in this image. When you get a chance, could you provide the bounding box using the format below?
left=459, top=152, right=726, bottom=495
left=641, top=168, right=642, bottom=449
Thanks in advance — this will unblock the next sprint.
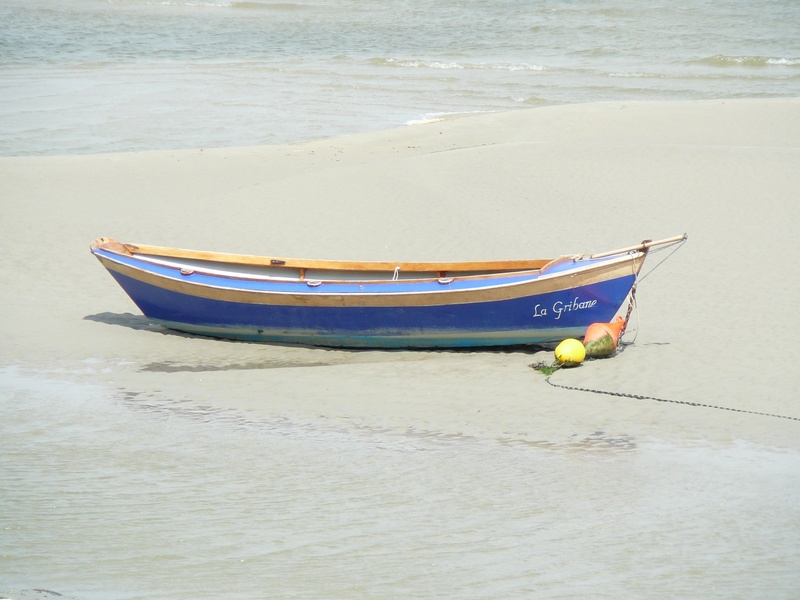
left=90, top=238, right=554, bottom=274
left=90, top=234, right=685, bottom=284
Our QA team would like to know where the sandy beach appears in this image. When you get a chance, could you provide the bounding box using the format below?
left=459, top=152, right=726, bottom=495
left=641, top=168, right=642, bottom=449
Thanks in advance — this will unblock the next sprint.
left=2, top=98, right=800, bottom=447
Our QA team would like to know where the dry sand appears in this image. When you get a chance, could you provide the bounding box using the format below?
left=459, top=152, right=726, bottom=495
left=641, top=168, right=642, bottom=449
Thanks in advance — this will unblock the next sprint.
left=2, top=98, right=799, bottom=449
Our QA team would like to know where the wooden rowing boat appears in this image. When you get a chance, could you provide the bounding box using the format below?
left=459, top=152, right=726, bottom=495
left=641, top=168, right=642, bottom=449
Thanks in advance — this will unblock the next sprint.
left=89, top=234, right=686, bottom=348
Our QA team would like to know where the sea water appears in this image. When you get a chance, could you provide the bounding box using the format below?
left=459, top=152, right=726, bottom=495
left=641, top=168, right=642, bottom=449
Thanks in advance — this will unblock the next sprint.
left=2, top=366, right=799, bottom=599
left=1, top=0, right=799, bottom=155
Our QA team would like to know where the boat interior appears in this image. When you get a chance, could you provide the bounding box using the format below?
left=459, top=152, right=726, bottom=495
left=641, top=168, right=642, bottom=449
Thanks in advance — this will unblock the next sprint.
left=92, top=238, right=560, bottom=282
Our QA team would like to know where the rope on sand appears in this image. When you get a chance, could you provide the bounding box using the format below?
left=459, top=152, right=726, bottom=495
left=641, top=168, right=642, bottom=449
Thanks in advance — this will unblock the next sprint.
left=543, top=371, right=800, bottom=422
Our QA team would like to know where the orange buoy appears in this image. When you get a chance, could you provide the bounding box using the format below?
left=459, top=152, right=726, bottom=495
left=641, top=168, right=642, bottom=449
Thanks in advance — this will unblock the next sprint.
left=583, top=316, right=625, bottom=358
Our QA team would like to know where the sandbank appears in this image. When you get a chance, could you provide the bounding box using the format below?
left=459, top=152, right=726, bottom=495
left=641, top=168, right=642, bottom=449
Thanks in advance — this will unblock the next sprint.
left=2, top=98, right=799, bottom=449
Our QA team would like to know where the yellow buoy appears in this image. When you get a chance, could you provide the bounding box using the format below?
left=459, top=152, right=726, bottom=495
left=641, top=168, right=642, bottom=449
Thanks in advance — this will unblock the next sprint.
left=554, top=338, right=586, bottom=367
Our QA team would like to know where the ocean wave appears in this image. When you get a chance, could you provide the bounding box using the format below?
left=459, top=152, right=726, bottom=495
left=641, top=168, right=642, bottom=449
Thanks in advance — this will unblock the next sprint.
left=610, top=72, right=737, bottom=80
left=609, top=71, right=800, bottom=81
left=374, top=58, right=547, bottom=72
left=106, top=0, right=310, bottom=8
left=404, top=110, right=489, bottom=127
left=694, top=55, right=800, bottom=67
left=106, top=0, right=232, bottom=6
left=229, top=1, right=311, bottom=9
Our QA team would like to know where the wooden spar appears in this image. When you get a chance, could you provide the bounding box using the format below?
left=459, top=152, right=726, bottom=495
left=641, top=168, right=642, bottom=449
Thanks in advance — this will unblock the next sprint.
left=586, top=234, right=687, bottom=260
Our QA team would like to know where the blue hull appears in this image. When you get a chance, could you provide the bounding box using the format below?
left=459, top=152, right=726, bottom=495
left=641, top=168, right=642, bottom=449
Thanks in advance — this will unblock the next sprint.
left=105, top=268, right=635, bottom=348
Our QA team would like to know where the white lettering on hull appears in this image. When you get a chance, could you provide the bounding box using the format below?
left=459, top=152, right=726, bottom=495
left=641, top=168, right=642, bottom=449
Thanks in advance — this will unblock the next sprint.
left=532, top=297, right=598, bottom=321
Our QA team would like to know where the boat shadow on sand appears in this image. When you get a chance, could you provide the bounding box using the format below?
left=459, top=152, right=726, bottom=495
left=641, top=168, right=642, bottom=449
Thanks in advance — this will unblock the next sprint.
left=85, top=311, right=168, bottom=334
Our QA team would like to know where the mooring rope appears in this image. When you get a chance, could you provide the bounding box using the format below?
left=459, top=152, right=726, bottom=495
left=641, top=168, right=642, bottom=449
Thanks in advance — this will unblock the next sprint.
left=619, top=238, right=686, bottom=342
left=544, top=371, right=800, bottom=422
